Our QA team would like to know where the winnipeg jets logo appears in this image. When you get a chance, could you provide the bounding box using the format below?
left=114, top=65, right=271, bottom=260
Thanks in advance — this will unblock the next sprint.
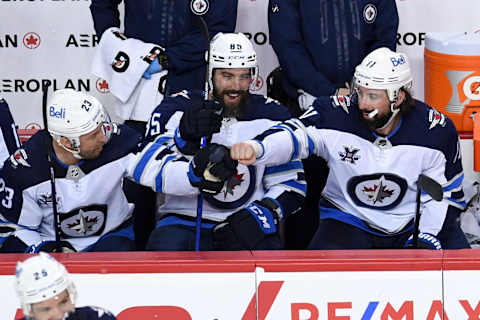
left=67, top=210, right=99, bottom=235
left=363, top=4, right=377, bottom=24
left=206, top=165, right=256, bottom=209
left=362, top=175, right=395, bottom=204
left=339, top=146, right=360, bottom=164
left=348, top=173, right=408, bottom=210
left=428, top=109, right=446, bottom=129
left=190, top=0, right=209, bottom=15
left=60, top=205, right=107, bottom=238
left=224, top=173, right=244, bottom=199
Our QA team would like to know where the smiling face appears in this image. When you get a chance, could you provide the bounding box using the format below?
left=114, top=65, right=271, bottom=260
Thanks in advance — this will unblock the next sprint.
left=212, top=68, right=252, bottom=117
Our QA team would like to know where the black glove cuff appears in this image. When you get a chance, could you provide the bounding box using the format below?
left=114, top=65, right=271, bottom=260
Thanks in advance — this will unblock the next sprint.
left=256, top=198, right=283, bottom=222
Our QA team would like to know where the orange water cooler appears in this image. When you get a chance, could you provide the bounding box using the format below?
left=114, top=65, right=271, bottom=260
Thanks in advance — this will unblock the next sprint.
left=424, top=31, right=480, bottom=171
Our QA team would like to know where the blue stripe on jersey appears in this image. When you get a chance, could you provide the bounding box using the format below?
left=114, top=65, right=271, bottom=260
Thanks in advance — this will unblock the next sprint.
left=307, top=134, right=315, bottom=156
left=320, top=206, right=413, bottom=237
left=264, top=160, right=303, bottom=175
left=133, top=139, right=168, bottom=182
left=155, top=154, right=177, bottom=192
left=281, top=180, right=307, bottom=194
left=173, top=127, right=187, bottom=149
left=272, top=124, right=299, bottom=160
left=443, top=173, right=463, bottom=191
left=446, top=197, right=467, bottom=208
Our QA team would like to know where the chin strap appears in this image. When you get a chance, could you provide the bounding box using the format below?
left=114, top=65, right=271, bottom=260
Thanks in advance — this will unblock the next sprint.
left=376, top=100, right=400, bottom=131
left=54, top=136, right=83, bottom=159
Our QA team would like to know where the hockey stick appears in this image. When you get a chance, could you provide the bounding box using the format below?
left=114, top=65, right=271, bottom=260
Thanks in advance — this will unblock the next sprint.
left=42, top=81, right=62, bottom=252
left=412, top=174, right=443, bottom=248
left=191, top=1, right=211, bottom=251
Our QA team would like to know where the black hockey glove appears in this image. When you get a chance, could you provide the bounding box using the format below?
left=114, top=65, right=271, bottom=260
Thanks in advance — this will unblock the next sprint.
left=213, top=199, right=282, bottom=250
left=177, top=100, right=223, bottom=154
left=404, top=232, right=442, bottom=250
left=188, top=143, right=237, bottom=194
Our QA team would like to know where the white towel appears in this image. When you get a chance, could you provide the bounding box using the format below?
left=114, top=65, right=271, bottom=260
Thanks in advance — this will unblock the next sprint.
left=92, top=27, right=167, bottom=122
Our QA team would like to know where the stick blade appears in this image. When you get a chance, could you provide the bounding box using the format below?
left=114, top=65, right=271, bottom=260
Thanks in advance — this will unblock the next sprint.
left=418, top=174, right=443, bottom=201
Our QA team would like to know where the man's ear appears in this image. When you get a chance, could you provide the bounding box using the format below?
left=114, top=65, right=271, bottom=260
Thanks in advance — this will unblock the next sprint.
left=59, top=136, right=72, bottom=149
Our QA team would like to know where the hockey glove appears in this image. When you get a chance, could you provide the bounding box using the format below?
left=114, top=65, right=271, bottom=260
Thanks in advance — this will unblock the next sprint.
left=179, top=100, right=223, bottom=142
left=213, top=199, right=281, bottom=250
left=188, top=143, right=237, bottom=194
left=404, top=232, right=442, bottom=250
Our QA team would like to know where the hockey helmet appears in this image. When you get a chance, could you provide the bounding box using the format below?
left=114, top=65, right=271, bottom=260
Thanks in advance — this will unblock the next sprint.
left=208, top=32, right=258, bottom=92
left=353, top=47, right=413, bottom=105
left=14, top=252, right=77, bottom=316
left=47, top=89, right=112, bottom=158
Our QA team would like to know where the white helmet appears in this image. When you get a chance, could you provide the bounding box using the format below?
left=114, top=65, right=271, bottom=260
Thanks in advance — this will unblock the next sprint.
left=208, top=32, right=258, bottom=92
left=47, top=89, right=112, bottom=158
left=354, top=47, right=413, bottom=105
left=14, top=252, right=76, bottom=316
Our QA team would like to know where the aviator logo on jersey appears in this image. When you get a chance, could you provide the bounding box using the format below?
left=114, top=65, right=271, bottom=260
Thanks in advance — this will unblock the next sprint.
left=205, top=164, right=256, bottom=209
left=347, top=173, right=408, bottom=210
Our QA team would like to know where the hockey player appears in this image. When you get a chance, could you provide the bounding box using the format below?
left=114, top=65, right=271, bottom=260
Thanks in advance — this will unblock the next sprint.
left=132, top=33, right=306, bottom=250
left=231, top=47, right=470, bottom=250
left=15, top=252, right=117, bottom=320
left=0, top=89, right=143, bottom=253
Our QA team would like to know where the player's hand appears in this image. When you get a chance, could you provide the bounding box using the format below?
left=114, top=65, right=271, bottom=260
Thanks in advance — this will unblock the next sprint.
left=404, top=232, right=442, bottom=250
left=213, top=199, right=280, bottom=250
left=179, top=100, right=223, bottom=142
left=230, top=142, right=257, bottom=166
left=188, top=143, right=238, bottom=194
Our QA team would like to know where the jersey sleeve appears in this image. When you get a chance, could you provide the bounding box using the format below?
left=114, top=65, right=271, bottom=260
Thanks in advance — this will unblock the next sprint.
left=261, top=159, right=306, bottom=221
left=0, top=163, right=43, bottom=248
left=0, top=99, right=21, bottom=165
left=420, top=123, right=465, bottom=236
left=128, top=134, right=199, bottom=196
left=89, top=0, right=123, bottom=39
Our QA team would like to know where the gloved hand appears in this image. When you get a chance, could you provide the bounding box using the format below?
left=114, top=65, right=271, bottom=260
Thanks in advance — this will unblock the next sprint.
left=404, top=232, right=442, bottom=250
left=188, top=143, right=237, bottom=194
left=33, top=240, right=77, bottom=253
left=142, top=57, right=163, bottom=79
left=179, top=99, right=223, bottom=142
left=213, top=199, right=281, bottom=250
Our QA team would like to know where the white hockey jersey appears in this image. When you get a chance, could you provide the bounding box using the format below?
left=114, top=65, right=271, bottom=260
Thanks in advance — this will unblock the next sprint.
left=131, top=90, right=306, bottom=222
left=0, top=126, right=142, bottom=251
left=254, top=96, right=465, bottom=236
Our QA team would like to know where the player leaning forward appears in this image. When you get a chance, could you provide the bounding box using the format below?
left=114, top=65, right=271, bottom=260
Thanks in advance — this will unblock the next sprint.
left=133, top=33, right=306, bottom=250
left=231, top=47, right=470, bottom=250
left=0, top=89, right=144, bottom=252
left=14, top=253, right=116, bottom=320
